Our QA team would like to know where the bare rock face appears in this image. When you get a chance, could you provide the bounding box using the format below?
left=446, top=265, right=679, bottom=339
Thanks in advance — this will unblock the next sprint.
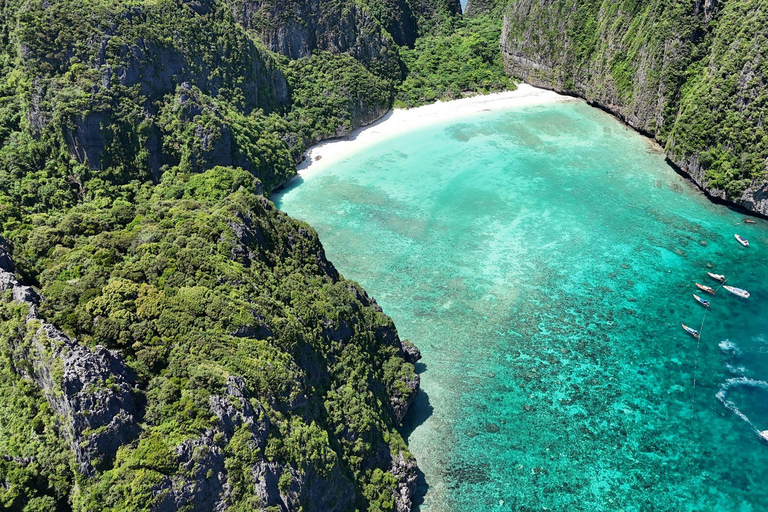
left=0, top=268, right=141, bottom=476
left=401, top=339, right=421, bottom=364
left=18, top=0, right=289, bottom=178
left=232, top=0, right=416, bottom=62
left=151, top=376, right=273, bottom=511
left=150, top=375, right=358, bottom=512
left=0, top=239, right=13, bottom=273
left=390, top=450, right=418, bottom=512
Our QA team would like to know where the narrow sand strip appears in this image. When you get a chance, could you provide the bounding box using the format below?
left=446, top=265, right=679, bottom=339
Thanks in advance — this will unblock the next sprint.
left=296, top=83, right=574, bottom=176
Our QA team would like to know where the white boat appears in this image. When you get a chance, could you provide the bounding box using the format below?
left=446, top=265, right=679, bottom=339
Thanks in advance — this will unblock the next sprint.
left=681, top=322, right=700, bottom=339
left=693, top=294, right=710, bottom=308
left=723, top=285, right=750, bottom=299
left=760, top=430, right=768, bottom=442
left=707, top=272, right=726, bottom=282
left=735, top=234, right=749, bottom=247
left=695, top=282, right=715, bottom=295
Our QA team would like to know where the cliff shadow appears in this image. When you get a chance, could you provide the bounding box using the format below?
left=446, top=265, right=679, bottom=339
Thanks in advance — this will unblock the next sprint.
left=399, top=362, right=433, bottom=510
left=271, top=175, right=305, bottom=207
left=400, top=362, right=432, bottom=442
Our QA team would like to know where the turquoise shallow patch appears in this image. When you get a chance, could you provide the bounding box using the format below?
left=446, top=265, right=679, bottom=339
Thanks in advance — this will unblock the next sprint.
left=275, top=101, right=768, bottom=511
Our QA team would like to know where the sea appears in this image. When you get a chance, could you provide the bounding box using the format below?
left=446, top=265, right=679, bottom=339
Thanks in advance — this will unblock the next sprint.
left=274, top=100, right=768, bottom=511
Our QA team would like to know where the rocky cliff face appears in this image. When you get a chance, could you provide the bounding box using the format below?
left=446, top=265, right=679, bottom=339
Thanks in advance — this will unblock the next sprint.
left=232, top=0, right=461, bottom=80
left=497, top=0, right=768, bottom=215
left=0, top=1, right=442, bottom=509
left=0, top=178, right=421, bottom=510
left=464, top=0, right=505, bottom=16
left=0, top=251, right=141, bottom=477
left=233, top=0, right=406, bottom=79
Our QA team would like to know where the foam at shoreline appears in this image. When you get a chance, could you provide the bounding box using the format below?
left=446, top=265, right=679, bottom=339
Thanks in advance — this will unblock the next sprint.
left=296, top=83, right=574, bottom=177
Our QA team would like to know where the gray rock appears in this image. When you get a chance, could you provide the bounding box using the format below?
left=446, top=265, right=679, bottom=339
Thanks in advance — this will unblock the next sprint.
left=401, top=339, right=422, bottom=364
left=0, top=239, right=14, bottom=273
left=0, top=268, right=141, bottom=476
left=390, top=450, right=418, bottom=512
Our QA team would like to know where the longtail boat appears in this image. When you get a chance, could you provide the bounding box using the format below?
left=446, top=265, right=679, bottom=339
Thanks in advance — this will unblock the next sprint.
left=681, top=323, right=700, bottom=339
left=693, top=294, right=710, bottom=308
left=707, top=272, right=725, bottom=282
left=723, top=285, right=750, bottom=299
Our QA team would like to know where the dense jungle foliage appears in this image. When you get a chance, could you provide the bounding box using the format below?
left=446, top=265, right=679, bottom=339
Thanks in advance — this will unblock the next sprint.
left=396, top=14, right=513, bottom=107
left=500, top=0, right=768, bottom=200
left=0, top=0, right=509, bottom=510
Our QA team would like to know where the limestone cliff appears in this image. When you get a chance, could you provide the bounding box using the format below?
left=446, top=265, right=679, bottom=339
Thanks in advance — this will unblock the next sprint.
left=494, top=0, right=768, bottom=215
left=0, top=185, right=421, bottom=510
left=232, top=0, right=462, bottom=80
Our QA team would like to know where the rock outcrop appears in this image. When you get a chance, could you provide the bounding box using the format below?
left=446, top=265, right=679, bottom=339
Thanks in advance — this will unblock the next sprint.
left=1, top=1, right=432, bottom=509
left=232, top=0, right=462, bottom=71
left=0, top=261, right=141, bottom=476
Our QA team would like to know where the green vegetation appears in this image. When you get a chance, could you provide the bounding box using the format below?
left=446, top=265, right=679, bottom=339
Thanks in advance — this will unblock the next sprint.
left=397, top=15, right=514, bottom=107
left=0, top=0, right=463, bottom=509
left=500, top=0, right=768, bottom=199
left=0, top=0, right=523, bottom=508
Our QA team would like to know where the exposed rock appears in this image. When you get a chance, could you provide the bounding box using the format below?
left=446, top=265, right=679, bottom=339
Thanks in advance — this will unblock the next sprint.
left=390, top=450, right=418, bottom=512
left=391, top=372, right=420, bottom=425
left=401, top=339, right=422, bottom=364
left=0, top=239, right=13, bottom=273
left=233, top=0, right=414, bottom=63
left=0, top=267, right=141, bottom=476
left=152, top=376, right=272, bottom=511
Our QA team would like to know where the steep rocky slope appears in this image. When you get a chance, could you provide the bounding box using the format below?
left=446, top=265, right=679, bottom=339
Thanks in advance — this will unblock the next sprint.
left=494, top=0, right=768, bottom=215
left=0, top=0, right=452, bottom=510
left=0, top=178, right=421, bottom=511
left=233, top=0, right=461, bottom=80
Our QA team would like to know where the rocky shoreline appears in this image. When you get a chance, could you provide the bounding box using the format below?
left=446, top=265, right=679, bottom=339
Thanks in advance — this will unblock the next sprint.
left=498, top=0, right=768, bottom=217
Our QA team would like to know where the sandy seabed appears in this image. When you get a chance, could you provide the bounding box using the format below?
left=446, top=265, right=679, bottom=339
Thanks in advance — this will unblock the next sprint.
left=296, top=83, right=574, bottom=177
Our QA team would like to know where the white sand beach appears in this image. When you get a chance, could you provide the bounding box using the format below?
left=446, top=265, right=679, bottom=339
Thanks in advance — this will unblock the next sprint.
left=296, top=83, right=574, bottom=176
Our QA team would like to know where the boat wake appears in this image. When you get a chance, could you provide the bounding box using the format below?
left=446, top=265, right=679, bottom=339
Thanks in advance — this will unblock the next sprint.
left=725, top=363, right=746, bottom=375
left=718, top=339, right=742, bottom=356
left=716, top=377, right=768, bottom=434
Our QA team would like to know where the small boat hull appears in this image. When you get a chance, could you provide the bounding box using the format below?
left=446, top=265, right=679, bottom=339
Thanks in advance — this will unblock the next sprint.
left=695, top=283, right=715, bottom=295
left=707, top=272, right=726, bottom=282
left=760, top=430, right=768, bottom=442
left=693, top=294, right=710, bottom=308
left=735, top=234, right=749, bottom=247
left=681, top=322, right=700, bottom=339
left=723, top=285, right=750, bottom=299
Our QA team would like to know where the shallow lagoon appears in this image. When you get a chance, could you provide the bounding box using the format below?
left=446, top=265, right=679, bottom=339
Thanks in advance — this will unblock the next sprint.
left=275, top=101, right=768, bottom=511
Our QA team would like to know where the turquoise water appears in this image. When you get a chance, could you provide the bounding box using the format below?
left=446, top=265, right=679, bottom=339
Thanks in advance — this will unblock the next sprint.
left=274, top=101, right=768, bottom=511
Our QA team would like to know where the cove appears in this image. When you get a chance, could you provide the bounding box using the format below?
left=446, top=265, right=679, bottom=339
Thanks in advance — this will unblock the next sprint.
left=274, top=100, right=768, bottom=511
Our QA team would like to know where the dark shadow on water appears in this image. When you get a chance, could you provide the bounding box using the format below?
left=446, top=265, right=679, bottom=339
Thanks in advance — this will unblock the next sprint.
left=411, top=463, right=429, bottom=512
left=400, top=363, right=432, bottom=442
left=271, top=175, right=305, bottom=208
left=399, top=362, right=433, bottom=510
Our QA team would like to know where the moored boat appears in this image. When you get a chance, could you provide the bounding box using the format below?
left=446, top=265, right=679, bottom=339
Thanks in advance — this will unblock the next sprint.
left=744, top=219, right=756, bottom=224
left=707, top=272, right=726, bottom=282
left=693, top=294, right=710, bottom=308
left=695, top=282, right=715, bottom=295
left=681, top=322, right=700, bottom=339
left=735, top=234, right=749, bottom=247
left=723, top=285, right=750, bottom=299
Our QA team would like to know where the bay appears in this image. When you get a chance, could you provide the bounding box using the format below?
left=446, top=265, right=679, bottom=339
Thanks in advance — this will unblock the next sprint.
left=275, top=100, right=768, bottom=511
